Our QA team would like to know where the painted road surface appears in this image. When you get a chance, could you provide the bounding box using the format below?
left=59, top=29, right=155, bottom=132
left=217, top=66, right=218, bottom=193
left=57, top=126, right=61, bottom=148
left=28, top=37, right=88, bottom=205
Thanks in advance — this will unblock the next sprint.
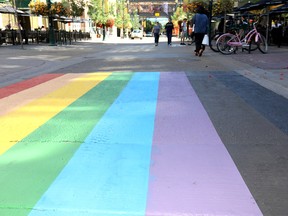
left=0, top=72, right=262, bottom=216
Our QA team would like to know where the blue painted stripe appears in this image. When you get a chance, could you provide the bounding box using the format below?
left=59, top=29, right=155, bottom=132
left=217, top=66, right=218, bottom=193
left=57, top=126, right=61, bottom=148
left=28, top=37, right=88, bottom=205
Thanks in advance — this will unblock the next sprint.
left=29, top=72, right=160, bottom=216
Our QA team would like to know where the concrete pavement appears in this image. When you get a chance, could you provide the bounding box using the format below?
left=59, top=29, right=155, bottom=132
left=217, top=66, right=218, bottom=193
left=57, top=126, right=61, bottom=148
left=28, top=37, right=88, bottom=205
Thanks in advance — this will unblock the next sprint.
left=0, top=37, right=288, bottom=216
left=1, top=36, right=287, bottom=98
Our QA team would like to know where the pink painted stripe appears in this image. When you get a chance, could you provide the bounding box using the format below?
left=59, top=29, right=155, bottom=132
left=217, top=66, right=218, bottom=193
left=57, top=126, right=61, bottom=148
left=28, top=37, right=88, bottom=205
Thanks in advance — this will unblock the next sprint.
left=146, top=72, right=263, bottom=216
left=0, top=73, right=64, bottom=99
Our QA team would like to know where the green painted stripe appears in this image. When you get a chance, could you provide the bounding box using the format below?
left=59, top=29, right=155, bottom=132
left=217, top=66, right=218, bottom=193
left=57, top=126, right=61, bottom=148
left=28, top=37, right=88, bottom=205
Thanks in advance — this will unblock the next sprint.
left=0, top=72, right=133, bottom=216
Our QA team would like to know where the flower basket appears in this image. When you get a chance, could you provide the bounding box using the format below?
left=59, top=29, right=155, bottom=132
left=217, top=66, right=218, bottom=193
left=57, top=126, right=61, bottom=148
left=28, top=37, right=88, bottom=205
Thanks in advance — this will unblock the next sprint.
left=96, top=22, right=103, bottom=28
left=29, top=1, right=49, bottom=16
left=29, top=0, right=69, bottom=16
left=51, top=2, right=69, bottom=17
left=106, top=19, right=114, bottom=28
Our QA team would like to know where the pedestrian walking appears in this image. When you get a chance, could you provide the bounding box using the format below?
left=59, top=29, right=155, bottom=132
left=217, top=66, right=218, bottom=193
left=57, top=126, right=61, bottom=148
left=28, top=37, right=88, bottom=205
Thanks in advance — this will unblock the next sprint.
left=165, top=18, right=174, bottom=46
left=191, top=5, right=209, bottom=56
left=152, top=22, right=161, bottom=46
left=180, top=18, right=188, bottom=45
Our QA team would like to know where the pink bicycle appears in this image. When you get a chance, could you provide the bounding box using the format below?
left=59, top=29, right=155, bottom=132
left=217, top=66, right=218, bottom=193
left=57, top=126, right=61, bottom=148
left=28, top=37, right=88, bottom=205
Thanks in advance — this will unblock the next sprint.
left=216, top=23, right=268, bottom=55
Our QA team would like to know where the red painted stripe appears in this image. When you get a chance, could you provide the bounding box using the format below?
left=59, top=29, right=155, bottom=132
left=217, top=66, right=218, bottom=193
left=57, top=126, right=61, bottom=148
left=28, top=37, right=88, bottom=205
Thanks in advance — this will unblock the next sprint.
left=0, top=74, right=64, bottom=99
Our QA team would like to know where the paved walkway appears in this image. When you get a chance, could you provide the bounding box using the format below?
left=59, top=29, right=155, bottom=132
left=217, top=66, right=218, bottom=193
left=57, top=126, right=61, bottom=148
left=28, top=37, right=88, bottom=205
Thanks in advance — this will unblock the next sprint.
left=0, top=38, right=287, bottom=216
left=0, top=72, right=263, bottom=216
left=1, top=37, right=287, bottom=97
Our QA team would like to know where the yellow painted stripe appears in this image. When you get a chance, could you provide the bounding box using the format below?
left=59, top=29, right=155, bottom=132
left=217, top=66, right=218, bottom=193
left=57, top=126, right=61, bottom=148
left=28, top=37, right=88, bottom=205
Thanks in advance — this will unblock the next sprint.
left=0, top=73, right=85, bottom=116
left=0, top=72, right=111, bottom=155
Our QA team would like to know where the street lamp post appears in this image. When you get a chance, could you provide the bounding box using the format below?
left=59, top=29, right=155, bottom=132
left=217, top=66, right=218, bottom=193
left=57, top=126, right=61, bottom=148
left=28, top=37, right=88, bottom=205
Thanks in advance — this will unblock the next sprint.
left=12, top=0, right=23, bottom=49
left=122, top=2, right=124, bottom=38
left=121, top=0, right=125, bottom=38
left=208, top=0, right=213, bottom=45
left=265, top=5, right=270, bottom=45
left=102, top=0, right=106, bottom=41
left=46, top=0, right=56, bottom=45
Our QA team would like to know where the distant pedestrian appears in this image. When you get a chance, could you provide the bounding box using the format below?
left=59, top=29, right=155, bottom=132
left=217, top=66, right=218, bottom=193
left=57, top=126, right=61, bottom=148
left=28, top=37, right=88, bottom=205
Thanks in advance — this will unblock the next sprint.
left=5, top=22, right=11, bottom=30
left=192, top=5, right=209, bottom=56
left=165, top=18, right=174, bottom=46
left=271, top=18, right=283, bottom=48
left=180, top=18, right=188, bottom=45
left=152, top=22, right=161, bottom=46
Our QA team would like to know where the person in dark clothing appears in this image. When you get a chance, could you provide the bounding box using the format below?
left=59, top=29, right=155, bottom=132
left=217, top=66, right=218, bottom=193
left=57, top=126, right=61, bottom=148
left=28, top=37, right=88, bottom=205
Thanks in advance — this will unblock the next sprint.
left=165, top=18, right=174, bottom=46
left=191, top=5, right=209, bottom=56
left=271, top=18, right=283, bottom=48
left=152, top=22, right=161, bottom=46
left=218, top=18, right=224, bottom=33
left=239, top=16, right=249, bottom=33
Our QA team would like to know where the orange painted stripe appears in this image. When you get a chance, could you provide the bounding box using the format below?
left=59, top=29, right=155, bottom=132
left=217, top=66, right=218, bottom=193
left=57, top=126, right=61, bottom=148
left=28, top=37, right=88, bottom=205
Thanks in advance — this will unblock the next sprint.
left=0, top=73, right=64, bottom=99
left=0, top=72, right=111, bottom=155
left=0, top=73, right=85, bottom=116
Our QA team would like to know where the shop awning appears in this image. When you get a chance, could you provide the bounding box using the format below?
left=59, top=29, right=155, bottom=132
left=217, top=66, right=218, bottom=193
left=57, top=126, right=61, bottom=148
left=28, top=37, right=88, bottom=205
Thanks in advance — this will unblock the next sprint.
left=0, top=5, right=25, bottom=14
left=270, top=2, right=288, bottom=13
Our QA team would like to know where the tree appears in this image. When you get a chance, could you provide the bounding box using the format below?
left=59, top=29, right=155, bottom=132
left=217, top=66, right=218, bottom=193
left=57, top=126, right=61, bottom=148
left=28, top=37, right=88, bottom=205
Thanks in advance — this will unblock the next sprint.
left=186, top=1, right=209, bottom=13
left=88, top=0, right=107, bottom=26
left=144, top=20, right=153, bottom=32
left=69, top=0, right=85, bottom=17
left=171, top=6, right=187, bottom=22
left=213, top=0, right=234, bottom=16
left=130, top=10, right=141, bottom=30
left=213, top=0, right=234, bottom=32
left=51, top=2, right=70, bottom=16
left=115, top=0, right=131, bottom=37
left=88, top=0, right=115, bottom=27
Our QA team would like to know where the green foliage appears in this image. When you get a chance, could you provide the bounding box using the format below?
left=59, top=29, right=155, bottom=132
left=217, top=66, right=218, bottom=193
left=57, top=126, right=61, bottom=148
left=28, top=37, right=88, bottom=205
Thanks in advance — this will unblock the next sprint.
left=115, top=0, right=131, bottom=29
left=145, top=20, right=153, bottom=32
left=109, top=2, right=116, bottom=17
left=130, top=10, right=141, bottom=30
left=69, top=0, right=85, bottom=17
left=171, top=7, right=186, bottom=23
left=186, top=0, right=209, bottom=13
left=213, top=0, right=234, bottom=16
left=88, top=0, right=108, bottom=25
left=29, top=0, right=85, bottom=17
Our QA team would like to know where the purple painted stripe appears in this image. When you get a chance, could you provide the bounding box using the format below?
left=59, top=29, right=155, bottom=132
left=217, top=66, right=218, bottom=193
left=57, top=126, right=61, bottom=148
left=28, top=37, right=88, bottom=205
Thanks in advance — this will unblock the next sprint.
left=146, top=72, right=263, bottom=216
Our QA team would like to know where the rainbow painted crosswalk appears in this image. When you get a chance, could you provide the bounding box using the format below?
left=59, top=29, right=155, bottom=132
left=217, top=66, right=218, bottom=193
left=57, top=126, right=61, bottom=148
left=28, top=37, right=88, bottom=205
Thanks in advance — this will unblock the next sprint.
left=0, top=72, right=263, bottom=216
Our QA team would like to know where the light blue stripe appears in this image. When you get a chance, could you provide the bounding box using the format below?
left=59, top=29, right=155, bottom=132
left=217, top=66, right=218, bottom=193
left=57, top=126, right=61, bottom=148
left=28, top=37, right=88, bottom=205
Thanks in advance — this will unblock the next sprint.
left=29, top=72, right=160, bottom=216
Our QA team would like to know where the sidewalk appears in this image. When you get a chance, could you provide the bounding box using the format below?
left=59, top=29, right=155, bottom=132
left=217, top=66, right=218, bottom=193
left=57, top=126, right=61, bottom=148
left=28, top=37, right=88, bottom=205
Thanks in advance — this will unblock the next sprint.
left=223, top=45, right=288, bottom=99
left=0, top=38, right=287, bottom=99
left=0, top=41, right=106, bottom=87
left=0, top=38, right=288, bottom=216
left=231, top=45, right=288, bottom=70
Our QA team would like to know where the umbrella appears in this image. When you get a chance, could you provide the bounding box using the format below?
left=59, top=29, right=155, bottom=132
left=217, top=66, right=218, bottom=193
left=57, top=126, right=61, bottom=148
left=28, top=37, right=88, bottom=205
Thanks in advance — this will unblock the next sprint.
left=237, top=2, right=255, bottom=11
left=269, top=3, right=288, bottom=13
left=247, top=0, right=285, bottom=10
left=236, top=0, right=287, bottom=12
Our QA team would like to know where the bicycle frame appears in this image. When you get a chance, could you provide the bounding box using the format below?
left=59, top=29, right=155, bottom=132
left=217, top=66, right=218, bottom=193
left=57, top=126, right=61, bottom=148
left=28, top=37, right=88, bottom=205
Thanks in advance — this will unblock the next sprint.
left=216, top=22, right=268, bottom=54
left=225, top=27, right=257, bottom=47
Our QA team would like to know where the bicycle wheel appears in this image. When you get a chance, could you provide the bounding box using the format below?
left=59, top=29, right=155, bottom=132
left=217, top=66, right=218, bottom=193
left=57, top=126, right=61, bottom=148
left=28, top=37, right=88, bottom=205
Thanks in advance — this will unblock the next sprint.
left=242, top=34, right=258, bottom=52
left=209, top=32, right=222, bottom=52
left=257, top=34, right=268, bottom=54
left=217, top=34, right=237, bottom=55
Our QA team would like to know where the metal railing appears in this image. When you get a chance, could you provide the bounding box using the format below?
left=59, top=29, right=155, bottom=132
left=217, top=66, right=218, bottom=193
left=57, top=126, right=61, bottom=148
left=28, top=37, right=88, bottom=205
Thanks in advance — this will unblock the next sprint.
left=0, top=30, right=91, bottom=46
